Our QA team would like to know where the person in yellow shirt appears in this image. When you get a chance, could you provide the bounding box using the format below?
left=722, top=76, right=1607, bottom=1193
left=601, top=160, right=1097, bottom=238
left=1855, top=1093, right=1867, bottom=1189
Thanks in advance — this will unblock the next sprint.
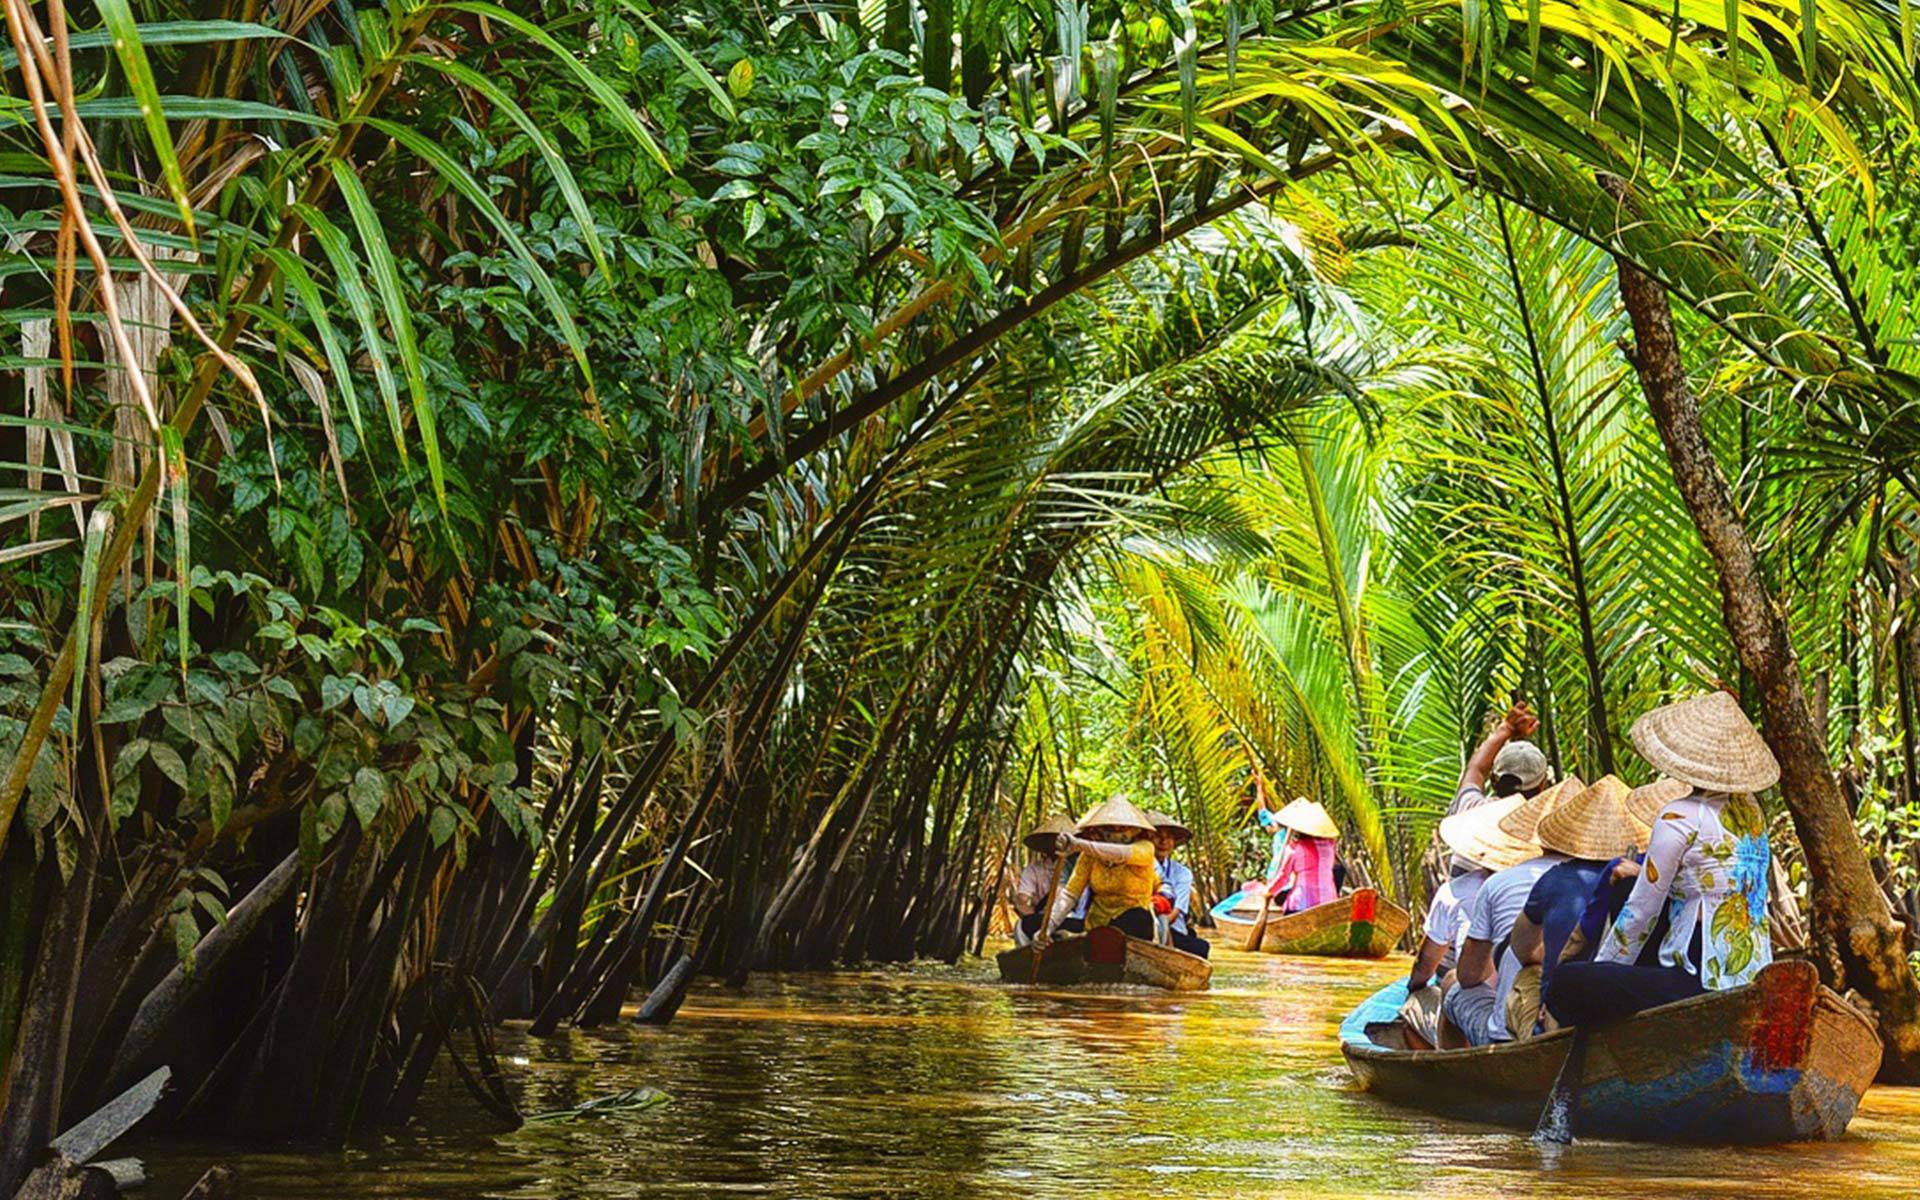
left=1038, top=797, right=1161, bottom=942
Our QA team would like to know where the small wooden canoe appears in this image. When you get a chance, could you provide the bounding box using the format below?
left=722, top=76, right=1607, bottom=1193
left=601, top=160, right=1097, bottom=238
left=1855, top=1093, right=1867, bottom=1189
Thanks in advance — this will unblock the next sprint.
left=1258, top=889, right=1409, bottom=958
left=1340, top=960, right=1880, bottom=1143
left=995, top=925, right=1212, bottom=990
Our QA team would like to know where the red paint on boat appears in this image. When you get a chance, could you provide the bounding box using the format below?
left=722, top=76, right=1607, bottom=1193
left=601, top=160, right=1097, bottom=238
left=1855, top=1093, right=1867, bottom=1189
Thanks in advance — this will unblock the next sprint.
left=1747, top=960, right=1816, bottom=1072
left=1350, top=889, right=1378, bottom=924
left=1087, top=925, right=1127, bottom=965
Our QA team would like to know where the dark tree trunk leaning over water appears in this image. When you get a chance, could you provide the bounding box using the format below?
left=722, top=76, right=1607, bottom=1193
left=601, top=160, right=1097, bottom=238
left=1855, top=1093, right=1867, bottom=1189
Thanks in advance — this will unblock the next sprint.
left=1606, top=178, right=1920, bottom=1081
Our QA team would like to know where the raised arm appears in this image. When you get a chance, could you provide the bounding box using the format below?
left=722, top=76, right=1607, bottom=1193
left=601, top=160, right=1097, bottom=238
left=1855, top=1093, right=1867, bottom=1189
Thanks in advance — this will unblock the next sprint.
left=1457, top=702, right=1540, bottom=797
left=1061, top=835, right=1152, bottom=865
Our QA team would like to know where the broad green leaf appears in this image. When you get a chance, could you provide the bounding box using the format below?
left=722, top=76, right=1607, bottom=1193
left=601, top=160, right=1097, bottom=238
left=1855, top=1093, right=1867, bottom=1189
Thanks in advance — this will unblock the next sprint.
left=365, top=118, right=593, bottom=389
left=349, top=766, right=385, bottom=829
left=319, top=674, right=352, bottom=711
left=382, top=692, right=415, bottom=728
left=207, top=760, right=233, bottom=831
left=171, top=910, right=200, bottom=970
left=328, top=164, right=446, bottom=513
left=149, top=741, right=189, bottom=791
left=400, top=54, right=611, bottom=280
left=428, top=804, right=457, bottom=847
left=195, top=892, right=230, bottom=925
left=444, top=2, right=671, bottom=172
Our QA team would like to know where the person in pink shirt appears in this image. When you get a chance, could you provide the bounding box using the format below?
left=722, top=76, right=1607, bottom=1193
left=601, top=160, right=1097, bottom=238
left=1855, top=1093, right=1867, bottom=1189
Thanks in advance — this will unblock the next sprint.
left=1268, top=799, right=1341, bottom=913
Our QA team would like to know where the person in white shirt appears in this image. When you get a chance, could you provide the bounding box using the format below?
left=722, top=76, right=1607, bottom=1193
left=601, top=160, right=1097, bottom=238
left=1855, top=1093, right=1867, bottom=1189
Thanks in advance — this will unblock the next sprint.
left=1436, top=775, right=1585, bottom=1047
left=1012, top=816, right=1084, bottom=944
left=1395, top=775, right=1571, bottom=1050
left=1443, top=703, right=1551, bottom=861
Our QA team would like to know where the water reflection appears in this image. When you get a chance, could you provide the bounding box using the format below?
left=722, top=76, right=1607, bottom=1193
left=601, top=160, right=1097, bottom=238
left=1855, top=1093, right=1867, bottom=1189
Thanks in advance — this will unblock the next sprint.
left=137, top=946, right=1920, bottom=1198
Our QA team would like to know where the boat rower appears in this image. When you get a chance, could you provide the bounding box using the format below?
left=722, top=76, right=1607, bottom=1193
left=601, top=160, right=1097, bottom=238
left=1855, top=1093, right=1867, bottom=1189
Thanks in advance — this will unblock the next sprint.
left=1038, top=797, right=1160, bottom=944
left=1267, top=798, right=1339, bottom=914
left=1012, top=815, right=1085, bottom=945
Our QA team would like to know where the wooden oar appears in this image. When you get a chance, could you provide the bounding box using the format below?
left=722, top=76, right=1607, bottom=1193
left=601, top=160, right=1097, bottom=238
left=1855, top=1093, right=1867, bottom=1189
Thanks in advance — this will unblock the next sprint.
left=1532, top=1027, right=1589, bottom=1145
left=1030, top=851, right=1068, bottom=985
left=1242, top=889, right=1273, bottom=952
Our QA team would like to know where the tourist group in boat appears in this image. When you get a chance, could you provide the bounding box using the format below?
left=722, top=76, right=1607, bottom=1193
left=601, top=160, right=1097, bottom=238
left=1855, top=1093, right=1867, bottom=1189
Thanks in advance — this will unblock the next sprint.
left=1401, top=690, right=1778, bottom=1048
left=1005, top=688, right=1785, bottom=1039
left=998, top=688, right=1882, bottom=1143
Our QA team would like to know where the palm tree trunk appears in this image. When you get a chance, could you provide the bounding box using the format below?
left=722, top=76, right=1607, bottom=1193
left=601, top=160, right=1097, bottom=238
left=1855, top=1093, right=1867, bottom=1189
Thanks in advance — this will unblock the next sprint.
left=1608, top=193, right=1920, bottom=1081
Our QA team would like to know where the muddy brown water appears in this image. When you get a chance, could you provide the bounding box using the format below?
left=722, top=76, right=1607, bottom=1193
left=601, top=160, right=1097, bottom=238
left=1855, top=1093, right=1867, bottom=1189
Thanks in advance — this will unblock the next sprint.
left=137, top=944, right=1920, bottom=1198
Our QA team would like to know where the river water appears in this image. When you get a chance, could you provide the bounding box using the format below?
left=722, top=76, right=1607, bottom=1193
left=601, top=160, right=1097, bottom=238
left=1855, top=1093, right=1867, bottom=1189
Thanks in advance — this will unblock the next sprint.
left=140, top=943, right=1920, bottom=1198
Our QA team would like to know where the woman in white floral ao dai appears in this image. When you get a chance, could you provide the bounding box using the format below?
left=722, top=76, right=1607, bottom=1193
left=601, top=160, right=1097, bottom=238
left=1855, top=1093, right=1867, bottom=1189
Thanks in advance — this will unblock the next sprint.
left=1548, top=692, right=1779, bottom=1028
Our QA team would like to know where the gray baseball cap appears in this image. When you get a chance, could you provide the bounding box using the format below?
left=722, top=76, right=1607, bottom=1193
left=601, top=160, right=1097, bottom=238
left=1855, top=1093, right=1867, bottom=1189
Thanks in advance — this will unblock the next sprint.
left=1490, top=739, right=1550, bottom=792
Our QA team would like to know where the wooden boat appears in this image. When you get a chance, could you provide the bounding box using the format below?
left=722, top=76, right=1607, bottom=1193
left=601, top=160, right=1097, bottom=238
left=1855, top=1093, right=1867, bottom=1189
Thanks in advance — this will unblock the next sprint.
left=1208, top=884, right=1269, bottom=926
left=995, top=925, right=1212, bottom=990
left=1339, top=960, right=1880, bottom=1143
left=1258, top=889, right=1409, bottom=958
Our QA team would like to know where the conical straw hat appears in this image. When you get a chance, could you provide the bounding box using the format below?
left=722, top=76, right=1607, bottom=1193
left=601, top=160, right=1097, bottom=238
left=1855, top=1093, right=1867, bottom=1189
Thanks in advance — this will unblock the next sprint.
left=1535, top=775, right=1640, bottom=860
left=1630, top=691, right=1779, bottom=793
left=1495, top=774, right=1586, bottom=842
left=1145, top=810, right=1192, bottom=844
left=1437, top=794, right=1540, bottom=872
left=1625, top=777, right=1691, bottom=828
left=1023, top=814, right=1077, bottom=853
left=1273, top=798, right=1339, bottom=839
left=1076, top=796, right=1155, bottom=835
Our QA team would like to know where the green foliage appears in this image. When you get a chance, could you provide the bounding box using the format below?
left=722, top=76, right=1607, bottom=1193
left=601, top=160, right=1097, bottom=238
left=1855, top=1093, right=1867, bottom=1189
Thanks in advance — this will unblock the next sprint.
left=2, top=0, right=1919, bottom=1126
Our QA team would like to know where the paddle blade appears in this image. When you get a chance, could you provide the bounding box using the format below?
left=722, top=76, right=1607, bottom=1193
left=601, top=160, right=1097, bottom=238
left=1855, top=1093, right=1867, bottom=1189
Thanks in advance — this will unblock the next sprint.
left=1242, top=896, right=1271, bottom=952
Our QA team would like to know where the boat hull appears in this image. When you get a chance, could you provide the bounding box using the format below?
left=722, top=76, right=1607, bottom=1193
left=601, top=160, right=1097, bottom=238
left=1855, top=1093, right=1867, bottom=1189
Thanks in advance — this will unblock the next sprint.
left=1259, top=889, right=1410, bottom=958
left=995, top=926, right=1212, bottom=990
left=1340, top=960, right=1880, bottom=1143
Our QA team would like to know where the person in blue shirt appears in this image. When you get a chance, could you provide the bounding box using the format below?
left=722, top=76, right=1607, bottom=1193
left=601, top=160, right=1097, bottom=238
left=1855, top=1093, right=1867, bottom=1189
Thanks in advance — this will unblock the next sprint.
left=1147, top=810, right=1210, bottom=959
left=1504, top=775, right=1642, bottom=1038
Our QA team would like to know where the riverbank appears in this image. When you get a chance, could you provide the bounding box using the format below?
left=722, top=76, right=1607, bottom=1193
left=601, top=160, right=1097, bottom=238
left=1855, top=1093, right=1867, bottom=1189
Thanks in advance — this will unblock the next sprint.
left=133, top=945, right=1920, bottom=1198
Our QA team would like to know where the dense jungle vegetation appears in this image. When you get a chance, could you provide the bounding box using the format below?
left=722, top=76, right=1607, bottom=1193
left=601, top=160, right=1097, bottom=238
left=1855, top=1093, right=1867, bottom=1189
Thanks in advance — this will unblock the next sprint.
left=2, top=0, right=1919, bottom=1179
